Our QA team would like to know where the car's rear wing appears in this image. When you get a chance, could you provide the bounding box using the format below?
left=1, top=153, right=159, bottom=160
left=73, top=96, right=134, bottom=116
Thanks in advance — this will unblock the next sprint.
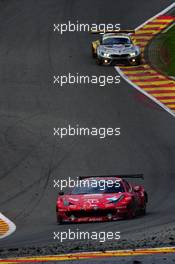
left=91, top=29, right=135, bottom=34
left=79, top=174, right=144, bottom=180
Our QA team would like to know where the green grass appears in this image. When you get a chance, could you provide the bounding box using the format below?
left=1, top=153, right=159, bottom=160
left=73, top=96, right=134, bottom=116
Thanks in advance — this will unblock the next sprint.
left=158, top=24, right=175, bottom=77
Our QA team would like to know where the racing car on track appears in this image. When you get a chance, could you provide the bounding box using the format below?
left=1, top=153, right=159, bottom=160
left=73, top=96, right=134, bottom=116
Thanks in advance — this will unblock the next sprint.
left=56, top=174, right=148, bottom=224
left=91, top=31, right=141, bottom=66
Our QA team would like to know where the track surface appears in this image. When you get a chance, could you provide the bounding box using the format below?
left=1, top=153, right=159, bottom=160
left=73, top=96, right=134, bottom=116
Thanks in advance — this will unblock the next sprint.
left=0, top=0, right=175, bottom=256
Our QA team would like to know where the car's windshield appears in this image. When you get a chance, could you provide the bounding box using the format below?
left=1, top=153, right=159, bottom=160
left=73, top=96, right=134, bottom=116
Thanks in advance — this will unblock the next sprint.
left=71, top=181, right=125, bottom=195
left=103, top=37, right=131, bottom=45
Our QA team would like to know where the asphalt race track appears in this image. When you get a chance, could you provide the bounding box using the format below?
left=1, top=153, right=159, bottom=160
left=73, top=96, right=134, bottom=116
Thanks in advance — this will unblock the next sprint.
left=0, top=0, right=175, bottom=259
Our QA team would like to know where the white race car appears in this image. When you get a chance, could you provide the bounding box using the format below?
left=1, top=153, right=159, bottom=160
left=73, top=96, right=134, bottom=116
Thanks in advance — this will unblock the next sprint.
left=92, top=33, right=141, bottom=66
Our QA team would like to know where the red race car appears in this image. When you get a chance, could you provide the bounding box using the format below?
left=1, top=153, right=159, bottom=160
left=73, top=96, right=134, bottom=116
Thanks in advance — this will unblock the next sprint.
left=56, top=174, right=148, bottom=224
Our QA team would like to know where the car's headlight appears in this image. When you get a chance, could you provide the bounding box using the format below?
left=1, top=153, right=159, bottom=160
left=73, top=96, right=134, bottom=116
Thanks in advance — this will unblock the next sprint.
left=100, top=51, right=110, bottom=57
left=130, top=52, right=136, bottom=57
left=103, top=53, right=110, bottom=57
left=63, top=200, right=73, bottom=206
left=107, top=195, right=125, bottom=204
left=63, top=200, right=69, bottom=206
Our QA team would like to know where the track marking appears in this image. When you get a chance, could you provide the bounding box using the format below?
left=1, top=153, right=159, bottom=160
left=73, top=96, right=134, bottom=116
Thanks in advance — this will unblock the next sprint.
left=162, top=22, right=175, bottom=33
left=117, top=67, right=175, bottom=116
left=116, top=3, right=175, bottom=117
left=1, top=247, right=175, bottom=263
left=0, top=213, right=16, bottom=239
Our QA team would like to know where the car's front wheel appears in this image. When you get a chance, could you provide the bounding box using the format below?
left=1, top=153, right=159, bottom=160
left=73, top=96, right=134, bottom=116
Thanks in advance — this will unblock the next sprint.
left=127, top=198, right=136, bottom=219
left=96, top=57, right=103, bottom=65
left=57, top=214, right=63, bottom=225
left=56, top=206, right=63, bottom=224
left=127, top=208, right=136, bottom=219
left=92, top=45, right=96, bottom=58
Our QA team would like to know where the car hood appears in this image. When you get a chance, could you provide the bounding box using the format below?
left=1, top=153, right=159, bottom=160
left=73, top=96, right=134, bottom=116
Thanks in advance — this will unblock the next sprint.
left=99, top=44, right=136, bottom=54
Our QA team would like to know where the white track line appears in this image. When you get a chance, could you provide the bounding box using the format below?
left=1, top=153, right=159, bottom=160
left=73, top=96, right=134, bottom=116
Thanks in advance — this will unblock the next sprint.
left=115, top=2, right=175, bottom=118
left=0, top=213, right=16, bottom=239
left=162, top=21, right=175, bottom=33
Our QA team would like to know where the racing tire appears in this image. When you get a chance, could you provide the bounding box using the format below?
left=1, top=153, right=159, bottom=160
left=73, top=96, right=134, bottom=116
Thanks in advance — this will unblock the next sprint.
left=56, top=206, right=63, bottom=225
left=127, top=208, right=136, bottom=219
left=91, top=46, right=97, bottom=58
left=96, top=57, right=103, bottom=65
left=57, top=214, right=63, bottom=225
left=140, top=202, right=146, bottom=215
left=140, top=192, right=148, bottom=215
left=127, top=198, right=136, bottom=219
left=140, top=207, right=146, bottom=215
left=144, top=191, right=148, bottom=203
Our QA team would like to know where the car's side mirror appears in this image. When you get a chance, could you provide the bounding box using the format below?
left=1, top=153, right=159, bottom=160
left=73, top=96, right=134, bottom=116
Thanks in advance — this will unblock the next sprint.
left=134, top=186, right=141, bottom=192
left=59, top=191, right=64, bottom=196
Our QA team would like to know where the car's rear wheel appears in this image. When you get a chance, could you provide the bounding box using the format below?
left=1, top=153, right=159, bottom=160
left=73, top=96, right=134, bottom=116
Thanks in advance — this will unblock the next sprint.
left=140, top=192, right=148, bottom=215
left=144, top=191, right=148, bottom=203
left=140, top=202, right=146, bottom=215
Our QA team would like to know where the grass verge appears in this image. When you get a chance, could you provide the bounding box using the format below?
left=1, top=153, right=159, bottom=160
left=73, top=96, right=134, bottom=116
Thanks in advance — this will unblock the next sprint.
left=155, top=23, right=175, bottom=77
